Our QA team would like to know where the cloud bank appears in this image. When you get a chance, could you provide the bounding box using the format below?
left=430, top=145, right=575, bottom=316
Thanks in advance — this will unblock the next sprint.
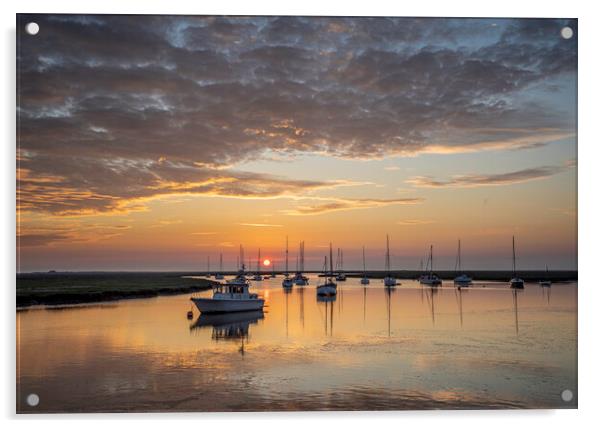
left=17, top=15, right=577, bottom=215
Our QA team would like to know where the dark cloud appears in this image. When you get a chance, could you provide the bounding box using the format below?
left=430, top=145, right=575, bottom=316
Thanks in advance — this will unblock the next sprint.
left=17, top=15, right=576, bottom=215
left=283, top=198, right=424, bottom=215
left=406, top=164, right=571, bottom=188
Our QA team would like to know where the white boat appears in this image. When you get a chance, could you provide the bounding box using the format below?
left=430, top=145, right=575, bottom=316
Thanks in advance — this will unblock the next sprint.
left=420, top=245, right=442, bottom=286
left=282, top=236, right=294, bottom=288
left=214, top=253, right=225, bottom=280
left=383, top=234, right=398, bottom=287
left=453, top=240, right=472, bottom=286
left=252, top=248, right=263, bottom=281
left=539, top=265, right=552, bottom=287
left=335, top=248, right=346, bottom=281
left=317, top=247, right=337, bottom=296
left=509, top=236, right=524, bottom=289
left=192, top=264, right=264, bottom=313
left=360, top=246, right=370, bottom=285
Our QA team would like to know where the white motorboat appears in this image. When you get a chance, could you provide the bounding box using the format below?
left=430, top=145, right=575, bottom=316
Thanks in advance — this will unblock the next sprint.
left=361, top=246, right=370, bottom=285
left=453, top=240, right=472, bottom=286
left=192, top=264, right=264, bottom=313
left=420, top=245, right=442, bottom=286
left=509, top=236, right=524, bottom=289
left=383, top=234, right=398, bottom=287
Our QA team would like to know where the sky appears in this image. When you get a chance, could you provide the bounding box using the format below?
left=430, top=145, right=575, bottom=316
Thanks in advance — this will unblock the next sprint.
left=16, top=15, right=577, bottom=272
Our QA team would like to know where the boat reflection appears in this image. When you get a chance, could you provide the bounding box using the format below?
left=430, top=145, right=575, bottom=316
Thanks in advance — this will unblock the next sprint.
left=541, top=285, right=551, bottom=304
left=454, top=287, right=466, bottom=327
left=512, top=288, right=522, bottom=335
left=317, top=294, right=336, bottom=336
left=422, top=286, right=438, bottom=325
left=384, top=286, right=395, bottom=336
left=190, top=310, right=264, bottom=342
left=297, top=286, right=305, bottom=328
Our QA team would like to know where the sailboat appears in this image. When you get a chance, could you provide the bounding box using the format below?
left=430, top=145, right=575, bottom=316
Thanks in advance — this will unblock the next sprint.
left=509, top=236, right=525, bottom=289
left=453, top=240, right=472, bottom=286
left=252, top=249, right=263, bottom=281
left=539, top=265, right=551, bottom=287
left=317, top=244, right=337, bottom=296
left=294, top=241, right=309, bottom=285
left=384, top=235, right=397, bottom=287
left=271, top=262, right=276, bottom=278
left=282, top=236, right=294, bottom=288
left=205, top=256, right=211, bottom=278
left=335, top=248, right=347, bottom=281
left=361, top=246, right=370, bottom=285
left=420, top=245, right=442, bottom=286
left=214, top=253, right=224, bottom=280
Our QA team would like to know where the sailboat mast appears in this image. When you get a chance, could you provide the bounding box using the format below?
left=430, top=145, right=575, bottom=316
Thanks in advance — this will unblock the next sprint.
left=386, top=234, right=390, bottom=273
left=329, top=242, right=334, bottom=276
left=219, top=253, right=223, bottom=272
left=363, top=246, right=366, bottom=273
left=285, top=236, right=289, bottom=275
left=429, top=245, right=433, bottom=275
left=458, top=240, right=461, bottom=272
left=257, top=248, right=261, bottom=273
left=512, top=236, right=516, bottom=276
left=207, top=255, right=210, bottom=273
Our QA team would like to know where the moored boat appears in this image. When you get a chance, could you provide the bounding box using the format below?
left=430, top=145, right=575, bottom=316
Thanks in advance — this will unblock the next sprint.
left=282, top=236, right=294, bottom=288
left=509, top=236, right=524, bottom=289
left=453, top=240, right=472, bottom=286
left=539, top=265, right=552, bottom=287
left=191, top=264, right=264, bottom=313
left=420, top=245, right=442, bottom=286
left=317, top=244, right=337, bottom=296
left=383, top=234, right=398, bottom=287
left=360, top=246, right=370, bottom=285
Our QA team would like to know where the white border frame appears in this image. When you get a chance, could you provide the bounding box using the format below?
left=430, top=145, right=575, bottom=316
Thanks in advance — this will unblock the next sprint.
left=3, top=1, right=600, bottom=426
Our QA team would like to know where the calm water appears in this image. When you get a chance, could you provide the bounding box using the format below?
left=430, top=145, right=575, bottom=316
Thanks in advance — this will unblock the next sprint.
left=17, top=277, right=577, bottom=412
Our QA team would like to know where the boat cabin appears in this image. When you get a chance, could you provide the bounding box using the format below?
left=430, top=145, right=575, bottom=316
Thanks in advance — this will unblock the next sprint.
left=213, top=283, right=259, bottom=300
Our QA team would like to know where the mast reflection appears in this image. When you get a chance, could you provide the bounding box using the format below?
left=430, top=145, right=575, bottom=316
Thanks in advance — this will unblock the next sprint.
left=384, top=286, right=395, bottom=337
left=317, top=294, right=336, bottom=336
left=512, top=288, right=522, bottom=335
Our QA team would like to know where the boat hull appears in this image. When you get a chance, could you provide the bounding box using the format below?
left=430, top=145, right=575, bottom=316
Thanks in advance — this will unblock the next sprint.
left=454, top=275, right=472, bottom=286
left=360, top=277, right=370, bottom=285
left=510, top=278, right=524, bottom=289
left=316, top=285, right=337, bottom=296
left=191, top=297, right=264, bottom=313
left=384, top=277, right=397, bottom=287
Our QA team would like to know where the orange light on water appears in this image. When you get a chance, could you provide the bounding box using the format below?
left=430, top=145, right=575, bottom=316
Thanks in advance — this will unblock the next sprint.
left=263, top=259, right=271, bottom=266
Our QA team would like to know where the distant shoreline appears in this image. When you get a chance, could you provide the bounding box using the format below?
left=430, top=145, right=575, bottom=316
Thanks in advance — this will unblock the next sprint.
left=16, top=272, right=216, bottom=308
left=16, top=270, right=576, bottom=308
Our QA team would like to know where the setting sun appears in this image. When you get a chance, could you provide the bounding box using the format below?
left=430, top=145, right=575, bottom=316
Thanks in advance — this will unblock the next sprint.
left=263, top=259, right=271, bottom=267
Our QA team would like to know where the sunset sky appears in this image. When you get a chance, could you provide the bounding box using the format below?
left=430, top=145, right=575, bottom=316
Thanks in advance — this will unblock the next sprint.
left=17, top=15, right=577, bottom=272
